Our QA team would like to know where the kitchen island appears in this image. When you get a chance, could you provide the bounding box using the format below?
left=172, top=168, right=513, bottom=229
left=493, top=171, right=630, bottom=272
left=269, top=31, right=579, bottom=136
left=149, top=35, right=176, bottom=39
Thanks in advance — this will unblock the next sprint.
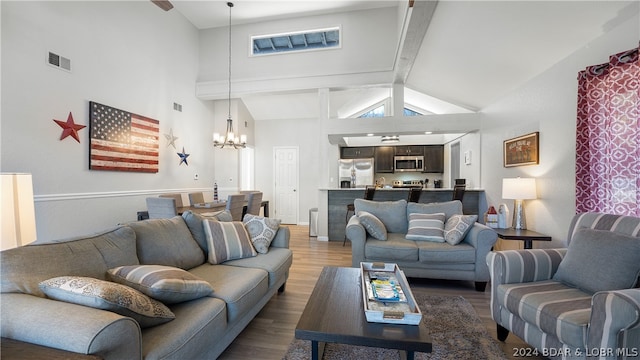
left=327, top=188, right=487, bottom=241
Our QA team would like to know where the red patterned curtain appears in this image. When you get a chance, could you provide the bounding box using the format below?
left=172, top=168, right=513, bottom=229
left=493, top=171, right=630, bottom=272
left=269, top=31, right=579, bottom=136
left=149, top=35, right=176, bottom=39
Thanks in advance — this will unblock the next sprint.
left=575, top=44, right=639, bottom=216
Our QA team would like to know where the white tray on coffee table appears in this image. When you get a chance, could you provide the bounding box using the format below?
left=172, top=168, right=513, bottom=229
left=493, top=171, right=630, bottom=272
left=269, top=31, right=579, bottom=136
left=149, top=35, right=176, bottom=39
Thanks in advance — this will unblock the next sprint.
left=360, top=262, right=423, bottom=325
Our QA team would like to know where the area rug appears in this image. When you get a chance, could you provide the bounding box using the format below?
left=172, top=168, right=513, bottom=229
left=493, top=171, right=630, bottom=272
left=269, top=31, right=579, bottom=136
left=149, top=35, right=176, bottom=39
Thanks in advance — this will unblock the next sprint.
left=283, top=294, right=508, bottom=360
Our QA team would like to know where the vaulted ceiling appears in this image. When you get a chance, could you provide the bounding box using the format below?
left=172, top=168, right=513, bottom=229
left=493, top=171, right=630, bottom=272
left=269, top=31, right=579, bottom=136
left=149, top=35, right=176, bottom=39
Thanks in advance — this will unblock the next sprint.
left=167, top=0, right=637, bottom=123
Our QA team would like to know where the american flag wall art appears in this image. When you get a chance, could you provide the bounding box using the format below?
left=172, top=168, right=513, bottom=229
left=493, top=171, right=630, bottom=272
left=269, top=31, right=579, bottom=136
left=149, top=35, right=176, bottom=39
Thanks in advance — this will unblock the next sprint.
left=89, top=101, right=159, bottom=173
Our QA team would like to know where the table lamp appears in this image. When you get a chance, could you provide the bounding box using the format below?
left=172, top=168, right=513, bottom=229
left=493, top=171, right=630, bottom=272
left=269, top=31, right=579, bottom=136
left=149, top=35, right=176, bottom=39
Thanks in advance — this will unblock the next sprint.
left=1, top=173, right=37, bottom=250
left=502, top=177, right=536, bottom=230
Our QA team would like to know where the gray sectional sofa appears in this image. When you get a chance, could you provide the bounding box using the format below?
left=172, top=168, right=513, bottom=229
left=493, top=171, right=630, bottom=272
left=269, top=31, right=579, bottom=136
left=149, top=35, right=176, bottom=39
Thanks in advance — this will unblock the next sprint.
left=346, top=199, right=497, bottom=291
left=1, top=210, right=293, bottom=359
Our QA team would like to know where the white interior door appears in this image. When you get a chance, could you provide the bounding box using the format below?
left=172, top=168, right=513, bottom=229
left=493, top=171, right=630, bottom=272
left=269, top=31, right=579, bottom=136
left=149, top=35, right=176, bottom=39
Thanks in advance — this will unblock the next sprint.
left=273, top=147, right=299, bottom=224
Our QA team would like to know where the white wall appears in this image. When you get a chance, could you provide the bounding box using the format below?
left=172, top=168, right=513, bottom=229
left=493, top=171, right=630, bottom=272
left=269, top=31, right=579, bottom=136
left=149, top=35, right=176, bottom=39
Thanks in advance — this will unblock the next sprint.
left=479, top=14, right=639, bottom=246
left=254, top=117, right=319, bottom=223
left=1, top=1, right=218, bottom=241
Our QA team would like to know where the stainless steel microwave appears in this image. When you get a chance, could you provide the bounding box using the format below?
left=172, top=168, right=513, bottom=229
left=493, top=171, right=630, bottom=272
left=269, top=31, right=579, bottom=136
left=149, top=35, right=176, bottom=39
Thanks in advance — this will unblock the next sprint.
left=394, top=156, right=424, bottom=172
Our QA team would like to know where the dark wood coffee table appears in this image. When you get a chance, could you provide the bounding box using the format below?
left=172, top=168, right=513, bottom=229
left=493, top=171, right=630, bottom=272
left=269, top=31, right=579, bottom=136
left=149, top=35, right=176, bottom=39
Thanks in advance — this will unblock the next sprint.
left=295, top=266, right=432, bottom=360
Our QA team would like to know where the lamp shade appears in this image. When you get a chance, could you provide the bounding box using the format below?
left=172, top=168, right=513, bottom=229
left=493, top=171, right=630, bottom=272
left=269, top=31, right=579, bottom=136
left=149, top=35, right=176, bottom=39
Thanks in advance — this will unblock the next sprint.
left=1, top=173, right=37, bottom=250
left=502, top=178, right=537, bottom=200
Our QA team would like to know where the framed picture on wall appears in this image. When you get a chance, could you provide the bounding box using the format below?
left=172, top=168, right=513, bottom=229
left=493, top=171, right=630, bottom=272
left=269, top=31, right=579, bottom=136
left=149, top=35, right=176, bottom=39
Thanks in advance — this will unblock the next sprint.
left=503, top=132, right=539, bottom=167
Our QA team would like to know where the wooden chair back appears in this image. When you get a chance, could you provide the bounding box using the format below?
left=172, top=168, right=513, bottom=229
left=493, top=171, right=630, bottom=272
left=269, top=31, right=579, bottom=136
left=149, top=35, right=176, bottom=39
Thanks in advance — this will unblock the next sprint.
left=245, top=192, right=263, bottom=216
left=188, top=192, right=205, bottom=205
left=226, top=194, right=245, bottom=221
left=159, top=193, right=183, bottom=208
left=146, top=197, right=177, bottom=219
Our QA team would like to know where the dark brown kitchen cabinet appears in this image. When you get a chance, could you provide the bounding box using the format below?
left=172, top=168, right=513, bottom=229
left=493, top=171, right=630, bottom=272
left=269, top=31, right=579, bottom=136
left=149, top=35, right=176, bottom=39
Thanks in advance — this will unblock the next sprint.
left=374, top=146, right=394, bottom=173
left=340, top=147, right=375, bottom=159
left=423, top=145, right=444, bottom=173
left=394, top=145, right=424, bottom=156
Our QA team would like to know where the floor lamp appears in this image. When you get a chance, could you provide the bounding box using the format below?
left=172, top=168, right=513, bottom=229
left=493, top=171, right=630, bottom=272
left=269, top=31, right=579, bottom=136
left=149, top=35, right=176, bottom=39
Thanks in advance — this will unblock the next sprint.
left=1, top=173, right=37, bottom=250
left=502, top=178, right=537, bottom=230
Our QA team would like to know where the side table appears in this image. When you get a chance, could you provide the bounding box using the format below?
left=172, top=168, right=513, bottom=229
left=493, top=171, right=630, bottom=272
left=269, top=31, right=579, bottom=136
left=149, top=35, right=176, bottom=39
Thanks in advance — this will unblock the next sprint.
left=493, top=228, right=551, bottom=249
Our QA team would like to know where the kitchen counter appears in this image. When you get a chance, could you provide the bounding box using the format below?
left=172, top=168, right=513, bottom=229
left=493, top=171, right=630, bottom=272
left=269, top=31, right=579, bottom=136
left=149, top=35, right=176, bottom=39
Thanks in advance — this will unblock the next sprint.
left=325, top=188, right=486, bottom=241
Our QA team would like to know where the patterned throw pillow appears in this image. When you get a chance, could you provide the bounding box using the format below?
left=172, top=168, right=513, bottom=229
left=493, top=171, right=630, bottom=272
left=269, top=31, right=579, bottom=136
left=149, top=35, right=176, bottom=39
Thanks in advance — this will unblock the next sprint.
left=39, top=276, right=174, bottom=328
left=444, top=214, right=478, bottom=245
left=405, top=213, right=446, bottom=242
left=356, top=211, right=387, bottom=240
left=203, top=220, right=257, bottom=264
left=242, top=214, right=281, bottom=254
left=107, top=265, right=214, bottom=304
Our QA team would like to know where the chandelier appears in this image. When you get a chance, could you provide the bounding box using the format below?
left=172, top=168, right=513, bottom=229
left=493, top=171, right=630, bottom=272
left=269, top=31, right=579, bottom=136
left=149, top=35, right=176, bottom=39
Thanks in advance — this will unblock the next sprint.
left=213, top=2, right=246, bottom=149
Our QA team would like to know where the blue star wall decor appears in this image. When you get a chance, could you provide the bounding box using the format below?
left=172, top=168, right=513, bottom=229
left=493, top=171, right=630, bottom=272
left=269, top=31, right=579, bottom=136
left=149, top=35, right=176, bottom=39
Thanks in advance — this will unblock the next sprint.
left=177, top=147, right=190, bottom=166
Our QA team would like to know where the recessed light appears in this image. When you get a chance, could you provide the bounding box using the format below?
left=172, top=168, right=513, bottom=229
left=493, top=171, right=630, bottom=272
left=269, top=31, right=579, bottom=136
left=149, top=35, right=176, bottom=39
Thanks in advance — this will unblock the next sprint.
left=424, top=131, right=433, bottom=135
left=367, top=133, right=374, bottom=137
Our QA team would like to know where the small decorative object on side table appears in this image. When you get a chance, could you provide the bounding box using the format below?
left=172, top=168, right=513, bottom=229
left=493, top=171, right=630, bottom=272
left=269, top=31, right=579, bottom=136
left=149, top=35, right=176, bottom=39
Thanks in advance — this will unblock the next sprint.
left=493, top=228, right=551, bottom=250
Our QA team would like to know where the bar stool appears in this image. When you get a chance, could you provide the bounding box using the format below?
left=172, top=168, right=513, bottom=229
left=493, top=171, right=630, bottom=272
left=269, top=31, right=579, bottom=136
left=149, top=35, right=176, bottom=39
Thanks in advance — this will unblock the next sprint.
left=408, top=187, right=422, bottom=203
left=344, top=186, right=376, bottom=246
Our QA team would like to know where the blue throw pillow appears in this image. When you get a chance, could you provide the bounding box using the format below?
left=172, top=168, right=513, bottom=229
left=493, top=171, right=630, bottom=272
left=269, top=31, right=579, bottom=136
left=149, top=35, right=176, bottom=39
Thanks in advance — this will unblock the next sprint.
left=553, top=228, right=640, bottom=294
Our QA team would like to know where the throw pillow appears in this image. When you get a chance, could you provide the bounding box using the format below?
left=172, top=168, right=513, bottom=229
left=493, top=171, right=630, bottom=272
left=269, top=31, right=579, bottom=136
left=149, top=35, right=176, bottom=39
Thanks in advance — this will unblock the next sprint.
left=444, top=214, right=478, bottom=245
left=182, top=210, right=234, bottom=252
left=406, top=200, right=463, bottom=221
left=126, top=216, right=204, bottom=270
left=203, top=220, right=257, bottom=264
left=353, top=199, right=408, bottom=233
left=242, top=214, right=281, bottom=254
left=107, top=265, right=214, bottom=304
left=405, top=213, right=446, bottom=242
left=39, top=276, right=174, bottom=328
left=356, top=211, right=387, bottom=240
left=553, top=228, right=640, bottom=294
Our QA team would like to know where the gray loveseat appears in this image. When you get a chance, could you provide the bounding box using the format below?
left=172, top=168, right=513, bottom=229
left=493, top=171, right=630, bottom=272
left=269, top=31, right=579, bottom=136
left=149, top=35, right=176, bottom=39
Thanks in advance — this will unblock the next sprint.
left=346, top=199, right=497, bottom=291
left=487, top=212, right=640, bottom=359
left=1, top=210, right=293, bottom=359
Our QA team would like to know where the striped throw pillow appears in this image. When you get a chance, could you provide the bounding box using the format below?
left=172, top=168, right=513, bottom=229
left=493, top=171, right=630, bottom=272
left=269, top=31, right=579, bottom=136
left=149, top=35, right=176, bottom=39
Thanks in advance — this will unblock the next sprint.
left=405, top=213, right=446, bottom=242
left=108, top=265, right=214, bottom=304
left=203, top=220, right=257, bottom=264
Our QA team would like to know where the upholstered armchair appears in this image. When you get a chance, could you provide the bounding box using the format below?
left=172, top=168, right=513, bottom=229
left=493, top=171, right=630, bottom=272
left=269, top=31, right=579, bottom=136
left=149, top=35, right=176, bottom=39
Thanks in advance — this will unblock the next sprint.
left=487, top=212, right=640, bottom=359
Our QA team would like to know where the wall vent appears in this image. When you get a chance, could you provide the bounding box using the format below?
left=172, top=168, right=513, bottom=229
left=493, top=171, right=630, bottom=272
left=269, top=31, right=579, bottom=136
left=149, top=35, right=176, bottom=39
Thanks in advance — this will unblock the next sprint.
left=48, top=51, right=71, bottom=72
left=173, top=102, right=182, bottom=112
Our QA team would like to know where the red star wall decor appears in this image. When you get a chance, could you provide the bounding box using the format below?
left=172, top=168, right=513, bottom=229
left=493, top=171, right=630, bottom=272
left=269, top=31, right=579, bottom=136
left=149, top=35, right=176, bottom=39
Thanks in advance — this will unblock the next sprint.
left=54, top=112, right=86, bottom=143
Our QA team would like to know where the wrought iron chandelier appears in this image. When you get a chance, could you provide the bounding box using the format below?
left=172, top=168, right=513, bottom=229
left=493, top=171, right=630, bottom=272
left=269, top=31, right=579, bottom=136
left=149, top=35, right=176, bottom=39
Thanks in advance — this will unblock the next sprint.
left=213, top=2, right=246, bottom=149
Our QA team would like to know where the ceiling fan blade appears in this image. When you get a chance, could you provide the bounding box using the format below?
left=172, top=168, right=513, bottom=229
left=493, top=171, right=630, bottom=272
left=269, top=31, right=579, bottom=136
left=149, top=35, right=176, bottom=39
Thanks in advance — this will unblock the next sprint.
left=151, top=0, right=174, bottom=11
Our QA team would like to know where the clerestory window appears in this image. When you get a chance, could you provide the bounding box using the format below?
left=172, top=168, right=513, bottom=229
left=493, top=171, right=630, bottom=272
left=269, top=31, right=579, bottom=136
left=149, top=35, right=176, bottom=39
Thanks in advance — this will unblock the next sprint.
left=251, top=27, right=340, bottom=56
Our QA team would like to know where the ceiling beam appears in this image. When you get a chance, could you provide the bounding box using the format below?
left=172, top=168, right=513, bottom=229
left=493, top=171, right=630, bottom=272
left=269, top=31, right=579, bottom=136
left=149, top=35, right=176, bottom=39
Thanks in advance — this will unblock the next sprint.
left=393, top=0, right=438, bottom=84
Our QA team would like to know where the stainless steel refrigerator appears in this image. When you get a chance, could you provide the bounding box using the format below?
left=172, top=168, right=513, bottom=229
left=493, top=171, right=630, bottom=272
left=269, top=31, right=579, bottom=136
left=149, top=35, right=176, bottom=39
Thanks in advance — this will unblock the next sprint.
left=338, top=158, right=374, bottom=188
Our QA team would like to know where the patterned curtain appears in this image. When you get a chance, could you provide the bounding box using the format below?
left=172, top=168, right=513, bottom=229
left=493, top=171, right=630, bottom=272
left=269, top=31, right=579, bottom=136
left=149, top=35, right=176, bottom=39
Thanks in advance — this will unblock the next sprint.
left=575, top=44, right=639, bottom=216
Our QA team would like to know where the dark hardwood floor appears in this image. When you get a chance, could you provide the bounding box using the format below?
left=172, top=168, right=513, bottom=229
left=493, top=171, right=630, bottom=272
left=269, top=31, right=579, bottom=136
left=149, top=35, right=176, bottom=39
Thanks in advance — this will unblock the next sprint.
left=218, top=225, right=545, bottom=360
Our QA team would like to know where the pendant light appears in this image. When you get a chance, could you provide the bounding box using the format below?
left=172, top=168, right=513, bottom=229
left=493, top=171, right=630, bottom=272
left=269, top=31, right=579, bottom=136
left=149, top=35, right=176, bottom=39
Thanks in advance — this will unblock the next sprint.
left=213, top=2, right=246, bottom=149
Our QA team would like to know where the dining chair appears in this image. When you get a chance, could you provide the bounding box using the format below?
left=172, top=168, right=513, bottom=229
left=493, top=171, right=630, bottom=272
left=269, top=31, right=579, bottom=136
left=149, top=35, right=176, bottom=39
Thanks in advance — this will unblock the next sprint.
left=226, top=194, right=245, bottom=221
left=159, top=193, right=183, bottom=208
left=188, top=192, right=205, bottom=205
left=146, top=197, right=177, bottom=219
left=245, top=192, right=263, bottom=217
left=408, top=187, right=422, bottom=203
left=239, top=190, right=258, bottom=200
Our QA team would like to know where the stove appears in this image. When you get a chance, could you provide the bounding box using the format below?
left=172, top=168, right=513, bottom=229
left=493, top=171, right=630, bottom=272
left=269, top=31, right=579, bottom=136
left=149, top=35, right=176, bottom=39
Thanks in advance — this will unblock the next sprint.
left=392, top=180, right=423, bottom=188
